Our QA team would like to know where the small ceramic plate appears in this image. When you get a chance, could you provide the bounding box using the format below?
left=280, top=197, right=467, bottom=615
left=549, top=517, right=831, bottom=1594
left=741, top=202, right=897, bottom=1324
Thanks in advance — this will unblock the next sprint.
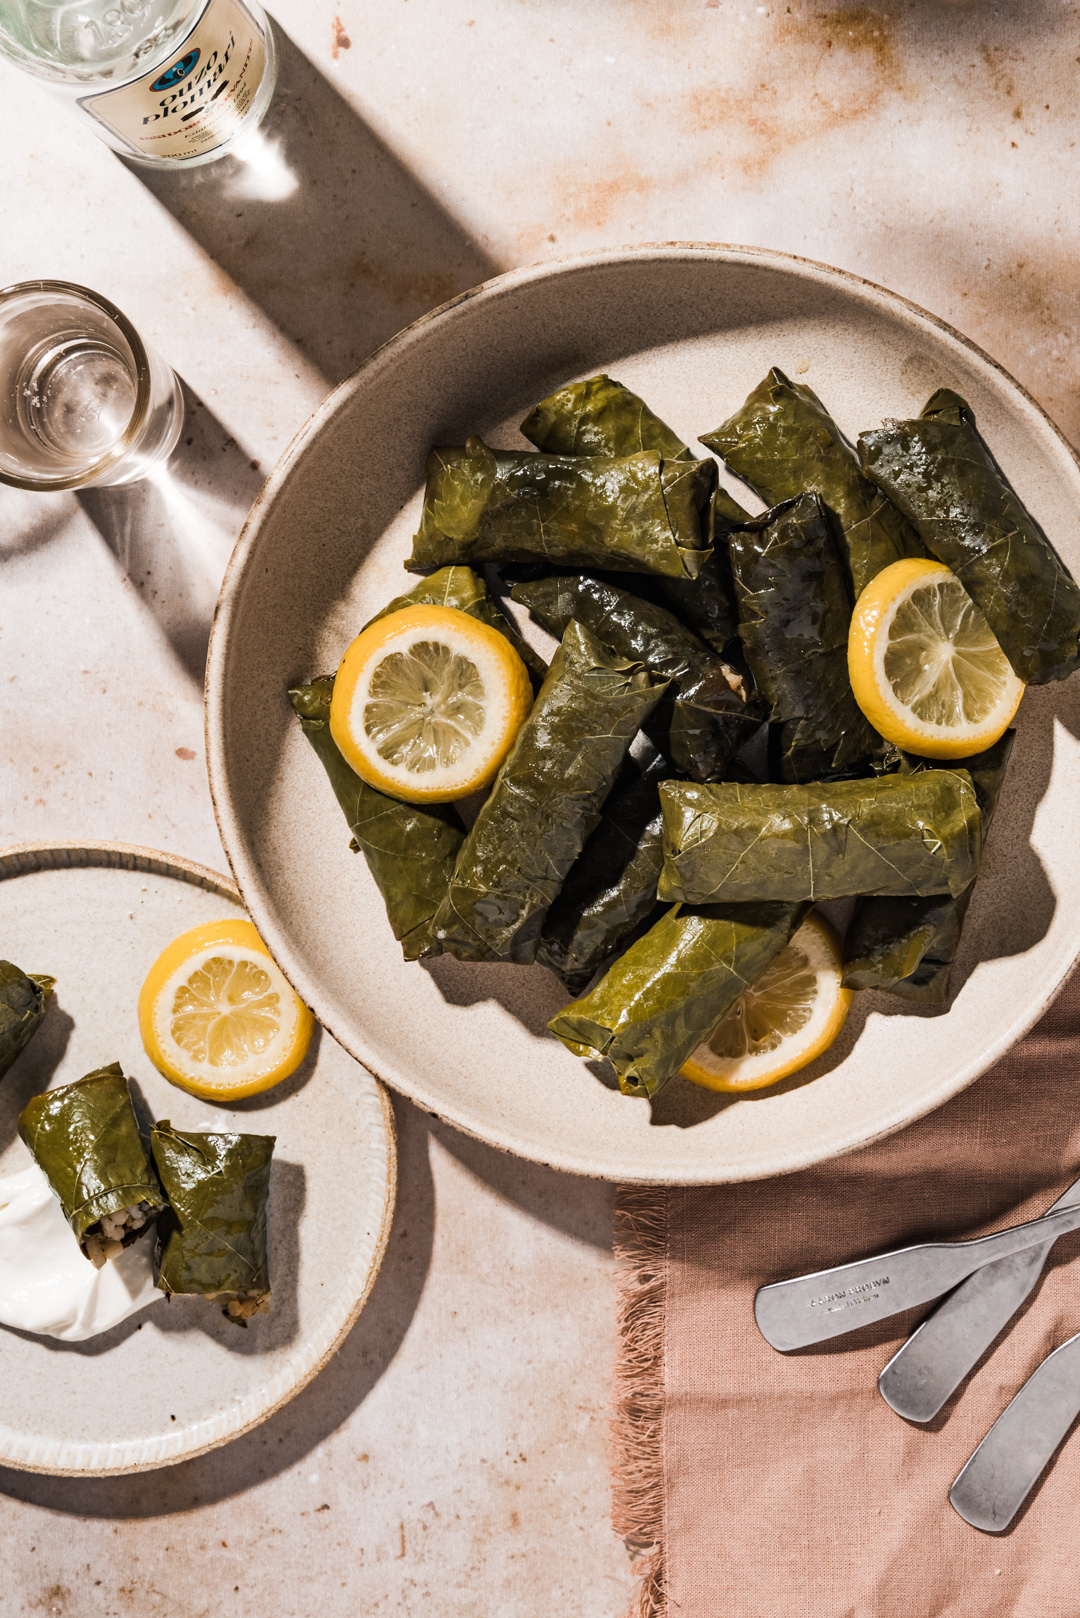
left=205, top=245, right=1080, bottom=1185
left=0, top=842, right=395, bottom=1475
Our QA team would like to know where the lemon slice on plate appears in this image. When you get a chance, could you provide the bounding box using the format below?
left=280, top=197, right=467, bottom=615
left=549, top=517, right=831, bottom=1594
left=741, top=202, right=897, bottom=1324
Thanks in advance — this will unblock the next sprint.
left=139, top=919, right=313, bottom=1101
left=681, top=912, right=852, bottom=1093
left=848, top=557, right=1024, bottom=758
left=330, top=603, right=533, bottom=802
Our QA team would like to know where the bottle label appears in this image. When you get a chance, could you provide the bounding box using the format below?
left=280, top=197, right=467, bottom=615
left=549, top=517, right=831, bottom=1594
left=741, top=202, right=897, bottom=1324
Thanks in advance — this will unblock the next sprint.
left=77, top=0, right=266, bottom=161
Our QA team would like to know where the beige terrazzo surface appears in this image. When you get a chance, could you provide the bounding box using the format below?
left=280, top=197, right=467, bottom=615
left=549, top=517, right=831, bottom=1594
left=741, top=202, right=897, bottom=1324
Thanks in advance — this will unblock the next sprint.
left=0, top=1, right=1077, bottom=1612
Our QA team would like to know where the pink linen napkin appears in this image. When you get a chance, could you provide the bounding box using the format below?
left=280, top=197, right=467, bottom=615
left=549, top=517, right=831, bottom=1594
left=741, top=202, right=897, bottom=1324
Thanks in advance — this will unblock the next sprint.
left=611, top=964, right=1080, bottom=1618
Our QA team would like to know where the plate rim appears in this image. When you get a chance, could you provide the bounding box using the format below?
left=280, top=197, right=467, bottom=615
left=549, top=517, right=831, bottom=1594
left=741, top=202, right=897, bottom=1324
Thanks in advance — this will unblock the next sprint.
left=204, top=242, right=1080, bottom=1186
left=0, top=838, right=397, bottom=1476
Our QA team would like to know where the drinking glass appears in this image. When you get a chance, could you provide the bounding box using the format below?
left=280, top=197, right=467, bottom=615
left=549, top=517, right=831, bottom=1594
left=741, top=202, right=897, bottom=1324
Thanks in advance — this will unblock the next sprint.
left=0, top=279, right=184, bottom=490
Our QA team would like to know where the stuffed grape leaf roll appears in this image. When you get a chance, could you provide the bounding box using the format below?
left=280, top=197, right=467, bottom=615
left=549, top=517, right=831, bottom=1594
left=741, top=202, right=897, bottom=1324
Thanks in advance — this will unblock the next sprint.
left=548, top=900, right=808, bottom=1098
left=728, top=493, right=880, bottom=782
left=289, top=677, right=465, bottom=961
left=433, top=620, right=667, bottom=963
left=371, top=563, right=547, bottom=693
left=511, top=572, right=763, bottom=781
left=0, top=961, right=54, bottom=1082
left=151, top=1123, right=273, bottom=1326
left=18, top=1063, right=165, bottom=1266
left=519, top=375, right=743, bottom=650
left=701, top=367, right=924, bottom=599
left=658, top=773, right=983, bottom=905
left=289, top=567, right=541, bottom=959
left=406, top=438, right=716, bottom=581
left=843, top=730, right=1015, bottom=1001
left=644, top=490, right=745, bottom=653
left=536, top=741, right=669, bottom=994
left=858, top=390, right=1080, bottom=684
left=520, top=373, right=692, bottom=461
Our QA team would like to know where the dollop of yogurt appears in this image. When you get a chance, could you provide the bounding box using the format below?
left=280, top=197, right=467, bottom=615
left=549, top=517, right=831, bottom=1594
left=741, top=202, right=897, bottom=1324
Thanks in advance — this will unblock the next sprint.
left=0, top=1156, right=161, bottom=1341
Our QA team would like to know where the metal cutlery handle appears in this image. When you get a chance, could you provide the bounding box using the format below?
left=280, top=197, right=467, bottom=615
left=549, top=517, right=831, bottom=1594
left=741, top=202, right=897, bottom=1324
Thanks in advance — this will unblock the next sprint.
left=754, top=1202, right=1080, bottom=1352
left=877, top=1244, right=1052, bottom=1421
left=949, top=1329, right=1080, bottom=1531
left=879, top=1176, right=1080, bottom=1422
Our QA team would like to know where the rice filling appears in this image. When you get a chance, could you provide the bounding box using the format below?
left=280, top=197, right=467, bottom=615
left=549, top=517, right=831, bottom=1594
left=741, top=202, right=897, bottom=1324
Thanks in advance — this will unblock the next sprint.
left=83, top=1200, right=156, bottom=1269
left=214, top=1288, right=272, bottom=1327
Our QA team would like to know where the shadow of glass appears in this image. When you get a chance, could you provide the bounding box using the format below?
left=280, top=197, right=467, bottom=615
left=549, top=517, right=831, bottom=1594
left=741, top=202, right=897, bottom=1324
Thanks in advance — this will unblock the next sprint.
left=125, top=24, right=499, bottom=386
left=77, top=380, right=263, bottom=686
left=0, top=1091, right=430, bottom=1515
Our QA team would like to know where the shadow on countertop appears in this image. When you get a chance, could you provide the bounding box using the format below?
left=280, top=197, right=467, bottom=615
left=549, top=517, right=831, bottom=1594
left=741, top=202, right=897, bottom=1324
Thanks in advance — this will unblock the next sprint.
left=75, top=20, right=501, bottom=690
left=126, top=23, right=499, bottom=388
left=78, top=381, right=264, bottom=687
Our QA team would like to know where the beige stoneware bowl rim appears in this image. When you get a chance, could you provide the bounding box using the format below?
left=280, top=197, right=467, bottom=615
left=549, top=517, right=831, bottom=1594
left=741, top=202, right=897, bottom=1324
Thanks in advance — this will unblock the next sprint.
left=0, top=838, right=397, bottom=1475
left=205, top=242, right=1080, bottom=1184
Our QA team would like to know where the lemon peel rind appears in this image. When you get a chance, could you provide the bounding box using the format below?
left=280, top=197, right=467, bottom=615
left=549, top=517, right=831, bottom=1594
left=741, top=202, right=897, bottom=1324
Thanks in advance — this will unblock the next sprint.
left=138, top=919, right=314, bottom=1102
left=680, top=914, right=852, bottom=1094
left=848, top=559, right=1024, bottom=759
left=330, top=604, right=533, bottom=803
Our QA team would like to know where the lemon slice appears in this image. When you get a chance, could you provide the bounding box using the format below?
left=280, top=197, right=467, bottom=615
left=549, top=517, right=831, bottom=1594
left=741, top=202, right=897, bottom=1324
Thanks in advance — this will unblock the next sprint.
left=330, top=603, right=533, bottom=802
left=681, top=912, right=852, bottom=1093
left=139, top=920, right=313, bottom=1101
left=848, top=558, right=1024, bottom=758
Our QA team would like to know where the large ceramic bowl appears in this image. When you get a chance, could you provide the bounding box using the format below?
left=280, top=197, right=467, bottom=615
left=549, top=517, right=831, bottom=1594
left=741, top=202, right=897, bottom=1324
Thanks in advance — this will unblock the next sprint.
left=205, top=245, right=1080, bottom=1185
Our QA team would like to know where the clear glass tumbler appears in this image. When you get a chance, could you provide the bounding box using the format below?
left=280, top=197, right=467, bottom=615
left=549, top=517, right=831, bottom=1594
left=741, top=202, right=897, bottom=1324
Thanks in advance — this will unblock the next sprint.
left=0, top=280, right=184, bottom=490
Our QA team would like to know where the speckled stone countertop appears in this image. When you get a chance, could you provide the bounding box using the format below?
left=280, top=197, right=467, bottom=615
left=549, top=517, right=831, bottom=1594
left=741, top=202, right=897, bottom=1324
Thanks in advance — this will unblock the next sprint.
left=0, top=2, right=1076, bottom=1612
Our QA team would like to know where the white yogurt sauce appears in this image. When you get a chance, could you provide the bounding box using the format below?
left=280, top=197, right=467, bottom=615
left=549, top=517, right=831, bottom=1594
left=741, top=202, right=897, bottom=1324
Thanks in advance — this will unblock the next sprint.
left=0, top=1155, right=161, bottom=1341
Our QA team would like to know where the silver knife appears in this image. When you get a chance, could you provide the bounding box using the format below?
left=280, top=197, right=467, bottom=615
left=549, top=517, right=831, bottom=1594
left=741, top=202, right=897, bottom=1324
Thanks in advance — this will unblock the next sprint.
left=754, top=1201, right=1080, bottom=1352
left=879, top=1170, right=1080, bottom=1422
left=950, top=1328, right=1080, bottom=1531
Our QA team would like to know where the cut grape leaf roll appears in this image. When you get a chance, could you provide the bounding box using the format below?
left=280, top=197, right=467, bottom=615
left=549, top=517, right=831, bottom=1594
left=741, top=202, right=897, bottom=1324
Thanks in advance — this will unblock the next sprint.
left=18, top=1064, right=165, bottom=1268
left=151, top=1122, right=274, bottom=1327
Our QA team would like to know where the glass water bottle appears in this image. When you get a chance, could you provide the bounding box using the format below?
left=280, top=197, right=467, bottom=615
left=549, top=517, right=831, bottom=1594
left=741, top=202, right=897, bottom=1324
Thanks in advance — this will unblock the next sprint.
left=0, top=0, right=276, bottom=166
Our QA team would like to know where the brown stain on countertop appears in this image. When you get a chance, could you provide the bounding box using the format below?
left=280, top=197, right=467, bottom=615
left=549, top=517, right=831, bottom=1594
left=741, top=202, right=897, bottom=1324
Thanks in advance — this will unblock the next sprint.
left=346, top=252, right=466, bottom=312
left=979, top=41, right=1018, bottom=105
left=684, top=6, right=911, bottom=179
left=331, top=16, right=352, bottom=59
left=521, top=0, right=1080, bottom=256
left=950, top=248, right=1080, bottom=444
left=530, top=4, right=913, bottom=242
left=27, top=1586, right=72, bottom=1613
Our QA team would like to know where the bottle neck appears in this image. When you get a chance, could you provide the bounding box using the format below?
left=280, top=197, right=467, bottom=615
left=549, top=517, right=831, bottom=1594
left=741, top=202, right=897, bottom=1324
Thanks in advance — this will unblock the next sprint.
left=0, top=0, right=206, bottom=88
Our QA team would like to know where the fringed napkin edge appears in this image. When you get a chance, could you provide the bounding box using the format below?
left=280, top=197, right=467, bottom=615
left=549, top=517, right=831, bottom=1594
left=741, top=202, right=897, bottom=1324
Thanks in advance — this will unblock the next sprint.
left=611, top=1186, right=669, bottom=1618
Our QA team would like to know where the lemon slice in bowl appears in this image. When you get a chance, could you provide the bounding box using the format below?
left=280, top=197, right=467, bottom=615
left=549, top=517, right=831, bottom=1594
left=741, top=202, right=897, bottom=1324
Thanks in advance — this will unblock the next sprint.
left=139, top=920, right=313, bottom=1101
left=330, top=603, right=533, bottom=803
left=681, top=912, right=852, bottom=1093
left=848, top=557, right=1024, bottom=758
